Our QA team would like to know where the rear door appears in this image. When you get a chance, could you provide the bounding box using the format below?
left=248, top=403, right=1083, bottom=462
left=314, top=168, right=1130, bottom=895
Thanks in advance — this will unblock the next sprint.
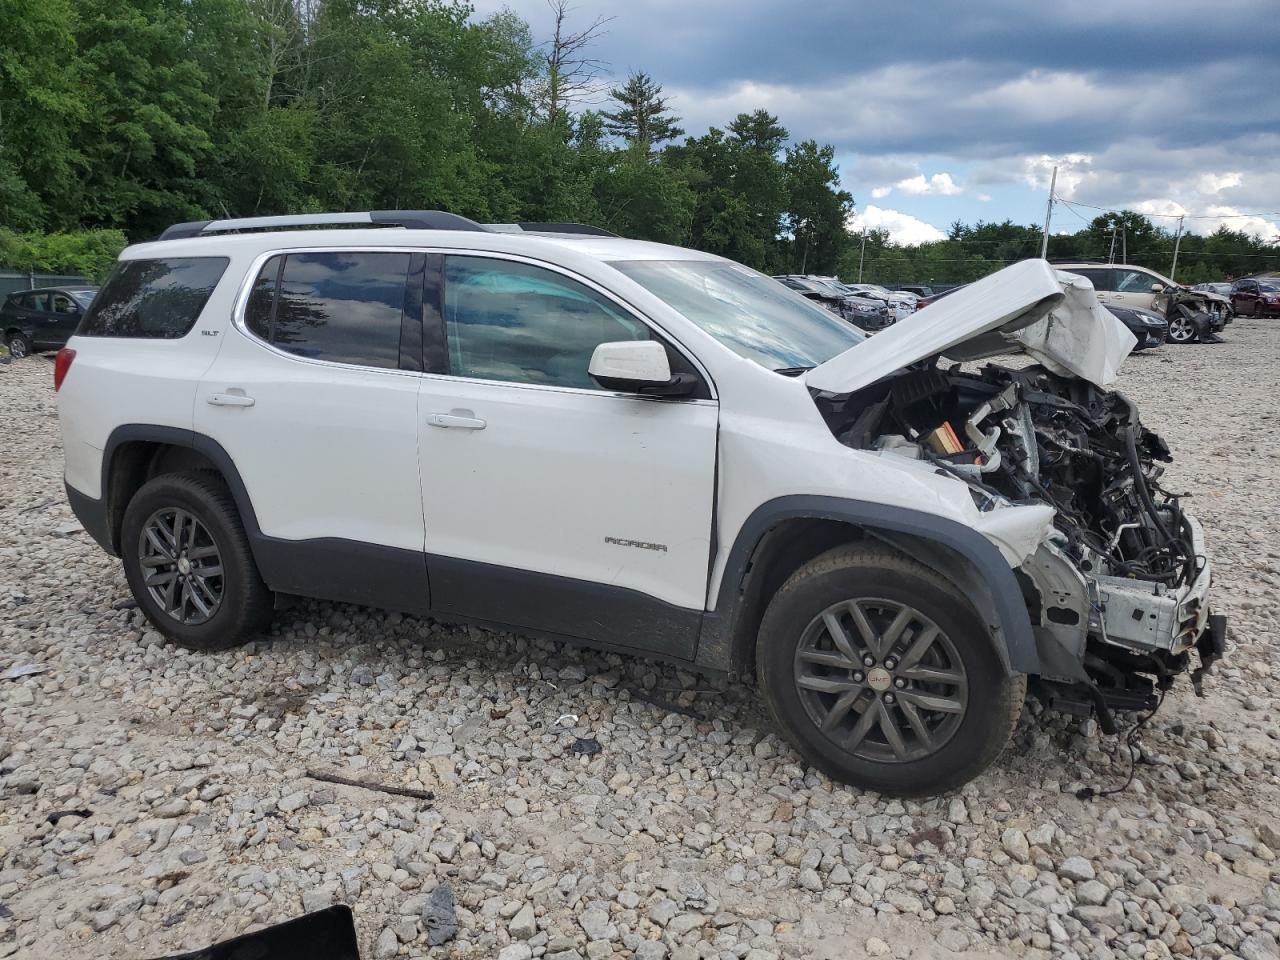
left=194, top=249, right=429, bottom=610
left=415, top=253, right=718, bottom=658
left=1067, top=268, right=1116, bottom=304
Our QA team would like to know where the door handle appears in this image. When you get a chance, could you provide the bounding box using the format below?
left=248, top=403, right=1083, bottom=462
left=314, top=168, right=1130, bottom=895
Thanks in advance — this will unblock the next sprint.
left=207, top=393, right=256, bottom=408
left=426, top=413, right=486, bottom=430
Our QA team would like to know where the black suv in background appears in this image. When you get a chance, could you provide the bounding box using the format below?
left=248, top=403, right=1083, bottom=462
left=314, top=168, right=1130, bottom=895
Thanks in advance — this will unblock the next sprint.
left=2, top=286, right=98, bottom=358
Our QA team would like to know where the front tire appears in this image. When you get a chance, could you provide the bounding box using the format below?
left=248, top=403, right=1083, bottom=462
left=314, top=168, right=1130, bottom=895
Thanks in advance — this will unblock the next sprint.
left=1167, top=313, right=1199, bottom=344
left=121, top=472, right=273, bottom=650
left=756, top=544, right=1024, bottom=796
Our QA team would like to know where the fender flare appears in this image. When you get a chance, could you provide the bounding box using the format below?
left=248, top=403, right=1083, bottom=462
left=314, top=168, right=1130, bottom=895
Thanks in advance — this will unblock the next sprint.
left=697, top=495, right=1040, bottom=677
left=98, top=424, right=267, bottom=550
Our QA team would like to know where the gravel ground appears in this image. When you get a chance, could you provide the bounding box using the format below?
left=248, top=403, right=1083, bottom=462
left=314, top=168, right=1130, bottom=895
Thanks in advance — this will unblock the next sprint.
left=2, top=322, right=1279, bottom=960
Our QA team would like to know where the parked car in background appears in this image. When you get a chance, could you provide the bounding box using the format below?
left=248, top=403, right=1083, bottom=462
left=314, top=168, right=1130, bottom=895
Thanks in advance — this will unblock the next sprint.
left=1052, top=263, right=1228, bottom=344
left=1104, top=304, right=1167, bottom=350
left=1192, top=281, right=1232, bottom=297
left=1229, top=278, right=1280, bottom=317
left=896, top=285, right=935, bottom=299
left=842, top=282, right=917, bottom=321
left=774, top=276, right=893, bottom=331
left=2, top=286, right=98, bottom=358
left=805, top=277, right=898, bottom=331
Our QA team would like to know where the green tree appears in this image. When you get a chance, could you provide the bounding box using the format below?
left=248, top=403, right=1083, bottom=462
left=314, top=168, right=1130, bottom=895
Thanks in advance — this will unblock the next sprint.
left=782, top=140, right=852, bottom=274
left=72, top=0, right=216, bottom=237
left=0, top=0, right=86, bottom=229
left=602, top=71, right=684, bottom=151
left=671, top=110, right=789, bottom=270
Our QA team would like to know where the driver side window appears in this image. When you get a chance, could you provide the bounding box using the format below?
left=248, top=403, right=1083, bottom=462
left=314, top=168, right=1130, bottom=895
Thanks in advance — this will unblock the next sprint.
left=1116, top=270, right=1158, bottom=294
left=441, top=256, right=650, bottom=390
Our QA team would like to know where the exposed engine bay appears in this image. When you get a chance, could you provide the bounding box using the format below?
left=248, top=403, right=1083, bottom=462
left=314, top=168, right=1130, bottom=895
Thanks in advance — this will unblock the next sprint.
left=815, top=358, right=1223, bottom=722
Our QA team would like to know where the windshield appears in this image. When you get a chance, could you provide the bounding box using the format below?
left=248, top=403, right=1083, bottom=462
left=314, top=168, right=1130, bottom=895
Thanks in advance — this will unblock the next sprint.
left=1259, top=281, right=1280, bottom=293
left=71, top=290, right=96, bottom=308
left=612, top=259, right=865, bottom=371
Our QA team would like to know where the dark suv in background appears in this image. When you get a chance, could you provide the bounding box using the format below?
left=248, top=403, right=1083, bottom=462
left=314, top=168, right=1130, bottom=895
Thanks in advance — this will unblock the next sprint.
left=1229, top=278, right=1280, bottom=317
left=2, top=286, right=98, bottom=358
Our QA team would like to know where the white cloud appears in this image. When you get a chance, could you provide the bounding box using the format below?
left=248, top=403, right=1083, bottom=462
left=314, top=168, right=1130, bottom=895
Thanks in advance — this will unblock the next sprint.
left=1196, top=171, right=1243, bottom=195
left=871, top=185, right=893, bottom=199
left=895, top=172, right=963, bottom=196
left=848, top=205, right=947, bottom=245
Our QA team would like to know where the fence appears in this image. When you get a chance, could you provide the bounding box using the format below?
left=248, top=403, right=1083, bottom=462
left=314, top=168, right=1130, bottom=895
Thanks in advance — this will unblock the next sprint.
left=0, top=269, right=93, bottom=298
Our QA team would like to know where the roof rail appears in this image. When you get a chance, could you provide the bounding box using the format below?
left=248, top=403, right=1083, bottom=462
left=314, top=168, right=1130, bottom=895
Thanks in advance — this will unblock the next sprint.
left=486, top=222, right=620, bottom=238
left=518, top=223, right=619, bottom=237
left=157, top=210, right=491, bottom=241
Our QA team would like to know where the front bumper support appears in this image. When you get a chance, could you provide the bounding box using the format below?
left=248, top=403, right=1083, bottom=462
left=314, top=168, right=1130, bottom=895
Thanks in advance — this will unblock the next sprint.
left=1191, top=613, right=1228, bottom=695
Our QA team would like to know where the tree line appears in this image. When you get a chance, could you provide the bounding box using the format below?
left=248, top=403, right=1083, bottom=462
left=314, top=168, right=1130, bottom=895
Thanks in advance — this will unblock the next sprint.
left=1, top=0, right=851, bottom=277
left=857, top=211, right=1280, bottom=287
left=2, top=0, right=1275, bottom=285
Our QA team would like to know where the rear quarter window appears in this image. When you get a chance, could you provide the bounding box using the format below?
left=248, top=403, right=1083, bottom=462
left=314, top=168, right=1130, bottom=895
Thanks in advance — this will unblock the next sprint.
left=78, top=257, right=229, bottom=338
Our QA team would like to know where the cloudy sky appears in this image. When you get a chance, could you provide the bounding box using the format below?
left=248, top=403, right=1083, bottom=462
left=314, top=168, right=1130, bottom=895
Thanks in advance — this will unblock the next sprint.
left=475, top=0, right=1280, bottom=244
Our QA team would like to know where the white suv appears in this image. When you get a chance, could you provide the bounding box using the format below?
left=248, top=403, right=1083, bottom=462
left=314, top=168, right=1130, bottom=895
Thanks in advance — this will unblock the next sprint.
left=55, top=212, right=1225, bottom=796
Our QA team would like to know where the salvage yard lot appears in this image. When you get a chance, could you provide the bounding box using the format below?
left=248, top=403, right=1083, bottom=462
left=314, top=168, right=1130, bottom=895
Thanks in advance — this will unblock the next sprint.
left=2, top=323, right=1279, bottom=960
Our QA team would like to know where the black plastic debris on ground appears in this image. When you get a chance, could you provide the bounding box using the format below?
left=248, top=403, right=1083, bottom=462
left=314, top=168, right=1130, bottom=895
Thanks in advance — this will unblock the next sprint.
left=152, top=904, right=359, bottom=960
left=421, top=883, right=458, bottom=946
left=571, top=737, right=602, bottom=756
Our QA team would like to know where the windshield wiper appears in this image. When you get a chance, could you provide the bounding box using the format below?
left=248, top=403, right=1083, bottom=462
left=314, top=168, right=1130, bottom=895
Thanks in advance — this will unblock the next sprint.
left=773, top=366, right=814, bottom=376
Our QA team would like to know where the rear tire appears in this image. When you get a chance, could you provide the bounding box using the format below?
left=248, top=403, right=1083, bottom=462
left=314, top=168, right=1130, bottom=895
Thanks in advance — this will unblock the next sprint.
left=6, top=331, right=31, bottom=358
left=121, top=472, right=273, bottom=650
left=756, top=544, right=1025, bottom=796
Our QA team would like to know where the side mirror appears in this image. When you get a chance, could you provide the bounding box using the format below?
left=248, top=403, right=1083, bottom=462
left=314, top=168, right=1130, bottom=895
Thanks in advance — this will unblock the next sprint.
left=1151, top=283, right=1165, bottom=293
left=589, top=340, right=695, bottom=397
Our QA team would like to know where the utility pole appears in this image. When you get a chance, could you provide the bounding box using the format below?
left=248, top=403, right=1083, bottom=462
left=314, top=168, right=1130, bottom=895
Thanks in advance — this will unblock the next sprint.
left=1039, top=165, right=1058, bottom=258
left=858, top=227, right=867, bottom=282
left=1121, top=224, right=1127, bottom=265
left=1107, top=220, right=1118, bottom=264
left=1170, top=214, right=1185, bottom=280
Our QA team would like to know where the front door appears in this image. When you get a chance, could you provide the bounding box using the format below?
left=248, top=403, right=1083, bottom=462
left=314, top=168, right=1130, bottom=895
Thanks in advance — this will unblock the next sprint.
left=416, top=253, right=718, bottom=659
left=1111, top=268, right=1162, bottom=311
left=40, top=292, right=81, bottom=348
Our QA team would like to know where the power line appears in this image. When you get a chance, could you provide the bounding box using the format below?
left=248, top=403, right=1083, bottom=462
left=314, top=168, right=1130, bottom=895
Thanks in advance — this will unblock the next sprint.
left=1056, top=197, right=1280, bottom=224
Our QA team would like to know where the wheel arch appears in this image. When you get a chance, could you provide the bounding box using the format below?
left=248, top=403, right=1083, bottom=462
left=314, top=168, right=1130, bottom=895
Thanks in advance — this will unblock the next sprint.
left=694, top=496, right=1040, bottom=680
left=99, top=425, right=264, bottom=556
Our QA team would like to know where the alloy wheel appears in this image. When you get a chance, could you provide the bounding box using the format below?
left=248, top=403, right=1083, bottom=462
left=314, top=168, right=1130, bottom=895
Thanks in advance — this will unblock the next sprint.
left=793, top=598, right=969, bottom=763
left=1168, top=316, right=1195, bottom=342
left=8, top=337, right=28, bottom=358
left=138, top=508, right=224, bottom=625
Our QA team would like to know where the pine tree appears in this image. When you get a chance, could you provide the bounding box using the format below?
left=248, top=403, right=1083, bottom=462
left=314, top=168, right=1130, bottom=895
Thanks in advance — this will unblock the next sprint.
left=601, top=71, right=683, bottom=152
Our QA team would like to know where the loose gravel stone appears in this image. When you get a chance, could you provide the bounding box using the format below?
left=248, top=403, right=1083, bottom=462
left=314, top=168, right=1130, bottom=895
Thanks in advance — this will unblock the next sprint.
left=3, top=326, right=1280, bottom=960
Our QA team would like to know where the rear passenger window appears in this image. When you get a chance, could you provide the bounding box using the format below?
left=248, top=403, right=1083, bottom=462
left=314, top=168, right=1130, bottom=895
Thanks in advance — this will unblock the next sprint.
left=79, top=258, right=228, bottom=338
left=1070, top=268, right=1114, bottom=291
left=243, top=252, right=409, bottom=370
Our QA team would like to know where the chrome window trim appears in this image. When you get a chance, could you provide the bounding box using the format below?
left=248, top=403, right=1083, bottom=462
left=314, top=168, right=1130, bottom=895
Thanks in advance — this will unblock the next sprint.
left=229, top=245, right=718, bottom=400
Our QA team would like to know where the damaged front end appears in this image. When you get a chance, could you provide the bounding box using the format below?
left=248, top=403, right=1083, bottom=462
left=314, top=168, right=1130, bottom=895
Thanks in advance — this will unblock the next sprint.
left=805, top=261, right=1224, bottom=727
left=818, top=362, right=1223, bottom=723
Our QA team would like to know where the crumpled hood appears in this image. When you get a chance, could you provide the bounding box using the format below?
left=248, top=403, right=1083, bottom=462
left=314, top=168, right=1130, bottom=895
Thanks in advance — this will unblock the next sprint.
left=804, top=259, right=1137, bottom=394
